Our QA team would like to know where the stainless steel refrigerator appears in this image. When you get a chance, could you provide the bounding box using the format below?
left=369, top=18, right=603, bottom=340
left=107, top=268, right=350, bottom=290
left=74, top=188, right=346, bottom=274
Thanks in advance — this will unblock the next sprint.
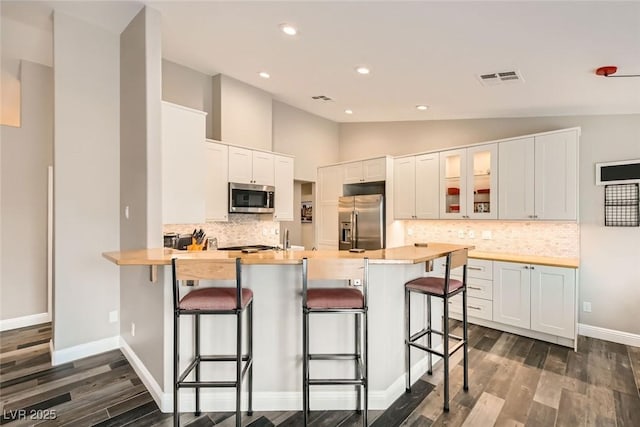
left=338, top=194, right=385, bottom=250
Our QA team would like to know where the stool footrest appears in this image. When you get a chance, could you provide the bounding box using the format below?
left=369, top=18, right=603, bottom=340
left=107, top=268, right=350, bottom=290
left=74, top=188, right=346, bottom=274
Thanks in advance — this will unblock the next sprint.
left=178, top=355, right=253, bottom=384
left=408, top=338, right=466, bottom=358
left=308, top=379, right=365, bottom=386
left=178, top=380, right=237, bottom=388
left=200, top=354, right=250, bottom=362
left=309, top=353, right=360, bottom=360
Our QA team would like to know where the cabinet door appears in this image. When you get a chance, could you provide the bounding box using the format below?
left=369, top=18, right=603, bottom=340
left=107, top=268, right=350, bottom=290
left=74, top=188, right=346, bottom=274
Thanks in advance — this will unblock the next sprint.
left=534, top=131, right=578, bottom=220
left=161, top=102, right=206, bottom=224
left=466, top=144, right=498, bottom=219
left=440, top=149, right=467, bottom=218
left=318, top=165, right=343, bottom=203
left=228, top=146, right=253, bottom=184
left=204, top=141, right=229, bottom=222
left=362, top=158, right=386, bottom=182
left=498, top=137, right=535, bottom=220
left=252, top=151, right=275, bottom=186
left=531, top=265, right=575, bottom=339
left=343, top=162, right=364, bottom=184
left=493, top=261, right=531, bottom=329
left=273, top=155, right=294, bottom=221
left=415, top=153, right=439, bottom=219
left=393, top=157, right=416, bottom=219
left=317, top=201, right=339, bottom=249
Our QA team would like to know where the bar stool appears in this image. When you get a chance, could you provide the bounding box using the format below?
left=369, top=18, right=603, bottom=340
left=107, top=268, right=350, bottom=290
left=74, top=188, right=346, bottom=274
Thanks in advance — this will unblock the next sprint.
left=171, top=257, right=253, bottom=427
left=404, top=249, right=469, bottom=411
left=302, top=257, right=369, bottom=426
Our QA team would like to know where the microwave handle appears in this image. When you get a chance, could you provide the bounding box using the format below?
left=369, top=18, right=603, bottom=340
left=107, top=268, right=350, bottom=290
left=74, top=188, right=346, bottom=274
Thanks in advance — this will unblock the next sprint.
left=267, top=191, right=274, bottom=208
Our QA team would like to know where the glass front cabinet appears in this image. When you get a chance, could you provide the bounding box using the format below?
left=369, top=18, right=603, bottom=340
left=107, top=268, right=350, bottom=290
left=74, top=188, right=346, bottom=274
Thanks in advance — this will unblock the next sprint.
left=440, top=143, right=498, bottom=219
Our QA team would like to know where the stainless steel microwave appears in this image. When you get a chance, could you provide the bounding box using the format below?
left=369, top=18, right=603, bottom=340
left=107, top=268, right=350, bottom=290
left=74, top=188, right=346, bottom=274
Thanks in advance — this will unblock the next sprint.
left=229, top=182, right=275, bottom=213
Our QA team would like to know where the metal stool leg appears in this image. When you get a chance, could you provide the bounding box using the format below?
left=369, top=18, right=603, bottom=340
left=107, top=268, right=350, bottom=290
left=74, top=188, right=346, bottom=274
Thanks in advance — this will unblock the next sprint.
left=248, top=301, right=254, bottom=415
left=355, top=312, right=362, bottom=413
left=303, top=308, right=309, bottom=426
left=363, top=310, right=368, bottom=427
left=427, top=295, right=432, bottom=375
left=443, top=295, right=450, bottom=412
left=462, top=288, right=469, bottom=391
left=195, top=314, right=200, bottom=416
left=236, top=310, right=242, bottom=427
left=404, top=287, right=411, bottom=392
left=173, top=312, right=180, bottom=427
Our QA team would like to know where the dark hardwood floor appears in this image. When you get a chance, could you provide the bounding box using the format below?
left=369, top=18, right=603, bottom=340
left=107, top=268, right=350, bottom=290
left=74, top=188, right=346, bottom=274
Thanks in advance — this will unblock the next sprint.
left=1, top=322, right=639, bottom=426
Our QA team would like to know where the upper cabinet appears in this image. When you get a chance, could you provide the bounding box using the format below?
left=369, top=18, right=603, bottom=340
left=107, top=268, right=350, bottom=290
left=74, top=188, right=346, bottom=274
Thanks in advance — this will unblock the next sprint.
left=394, top=153, right=439, bottom=220
left=440, top=144, right=497, bottom=219
left=316, top=164, right=344, bottom=249
left=343, top=157, right=386, bottom=184
left=228, top=146, right=275, bottom=186
left=204, top=141, right=229, bottom=222
left=273, top=155, right=294, bottom=221
left=161, top=102, right=206, bottom=224
left=499, top=130, right=577, bottom=220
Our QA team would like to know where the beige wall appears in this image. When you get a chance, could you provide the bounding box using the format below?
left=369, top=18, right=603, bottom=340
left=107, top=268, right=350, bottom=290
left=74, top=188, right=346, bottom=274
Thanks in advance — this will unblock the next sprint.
left=161, top=59, right=214, bottom=138
left=273, top=101, right=340, bottom=182
left=52, top=11, right=120, bottom=349
left=119, top=7, right=165, bottom=388
left=1, top=61, right=53, bottom=321
left=340, top=114, right=640, bottom=335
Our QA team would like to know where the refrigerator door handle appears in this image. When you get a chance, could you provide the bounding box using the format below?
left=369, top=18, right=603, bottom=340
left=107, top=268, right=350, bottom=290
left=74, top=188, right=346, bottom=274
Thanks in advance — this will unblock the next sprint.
left=352, top=210, right=358, bottom=249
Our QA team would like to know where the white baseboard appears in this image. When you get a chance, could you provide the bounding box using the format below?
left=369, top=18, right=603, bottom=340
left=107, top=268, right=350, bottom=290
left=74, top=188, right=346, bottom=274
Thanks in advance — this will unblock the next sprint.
left=120, top=338, right=170, bottom=411
left=578, top=323, right=640, bottom=347
left=0, top=312, right=50, bottom=332
left=153, top=356, right=432, bottom=413
left=51, top=335, right=119, bottom=366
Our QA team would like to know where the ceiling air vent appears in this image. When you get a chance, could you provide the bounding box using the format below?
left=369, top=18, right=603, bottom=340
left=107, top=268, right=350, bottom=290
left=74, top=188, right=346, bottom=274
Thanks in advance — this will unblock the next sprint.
left=477, top=70, right=524, bottom=86
left=311, top=95, right=333, bottom=101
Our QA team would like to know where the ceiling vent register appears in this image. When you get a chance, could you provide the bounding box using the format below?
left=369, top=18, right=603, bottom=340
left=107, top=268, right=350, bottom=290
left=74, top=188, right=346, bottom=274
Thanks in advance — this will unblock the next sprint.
left=311, top=95, right=333, bottom=101
left=477, top=70, right=524, bottom=86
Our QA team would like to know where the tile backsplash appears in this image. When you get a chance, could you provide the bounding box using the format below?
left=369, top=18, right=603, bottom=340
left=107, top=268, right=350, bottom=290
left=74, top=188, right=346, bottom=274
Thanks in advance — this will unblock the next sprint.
left=164, top=214, right=280, bottom=248
left=403, top=220, right=579, bottom=258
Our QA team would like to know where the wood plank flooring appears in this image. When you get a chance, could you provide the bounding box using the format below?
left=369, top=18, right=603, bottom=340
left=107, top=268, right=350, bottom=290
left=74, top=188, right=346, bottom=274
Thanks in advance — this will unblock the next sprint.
left=1, top=322, right=639, bottom=426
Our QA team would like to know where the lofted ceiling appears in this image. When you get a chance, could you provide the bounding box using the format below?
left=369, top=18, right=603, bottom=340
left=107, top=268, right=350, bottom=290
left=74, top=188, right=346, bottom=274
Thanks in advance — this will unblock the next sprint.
left=3, top=1, right=640, bottom=123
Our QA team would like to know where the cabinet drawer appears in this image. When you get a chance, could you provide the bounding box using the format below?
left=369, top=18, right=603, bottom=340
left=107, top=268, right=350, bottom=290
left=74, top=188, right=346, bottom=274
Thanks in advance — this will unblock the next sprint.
left=464, top=278, right=493, bottom=300
left=433, top=258, right=493, bottom=280
left=448, top=295, right=493, bottom=321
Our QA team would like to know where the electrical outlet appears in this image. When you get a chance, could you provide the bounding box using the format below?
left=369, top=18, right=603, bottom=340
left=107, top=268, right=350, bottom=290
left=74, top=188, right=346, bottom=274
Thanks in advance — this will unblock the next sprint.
left=457, top=230, right=465, bottom=238
left=262, top=228, right=268, bottom=236
left=467, top=230, right=475, bottom=238
left=407, top=228, right=414, bottom=236
left=350, top=279, right=362, bottom=287
left=482, top=230, right=492, bottom=240
left=583, top=302, right=592, bottom=313
left=109, top=310, right=118, bottom=323
left=131, top=322, right=136, bottom=337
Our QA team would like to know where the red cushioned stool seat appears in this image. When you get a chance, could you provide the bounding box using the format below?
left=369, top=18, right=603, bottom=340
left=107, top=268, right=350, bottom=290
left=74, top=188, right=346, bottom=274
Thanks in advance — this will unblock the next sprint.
left=306, top=288, right=364, bottom=309
left=179, top=287, right=253, bottom=310
left=405, top=277, right=463, bottom=296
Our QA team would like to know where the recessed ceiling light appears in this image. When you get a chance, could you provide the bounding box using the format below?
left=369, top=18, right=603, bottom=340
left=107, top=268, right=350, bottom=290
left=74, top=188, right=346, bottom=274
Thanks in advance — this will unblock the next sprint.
left=355, top=66, right=371, bottom=75
left=416, top=105, right=428, bottom=111
left=259, top=72, right=270, bottom=79
left=279, top=23, right=297, bottom=36
left=345, top=109, right=353, bottom=114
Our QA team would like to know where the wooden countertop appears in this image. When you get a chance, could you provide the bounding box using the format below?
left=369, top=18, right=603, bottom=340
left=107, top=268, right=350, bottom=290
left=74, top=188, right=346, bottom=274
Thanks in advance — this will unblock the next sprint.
left=103, top=243, right=474, bottom=266
left=103, top=244, right=579, bottom=269
left=469, top=250, right=579, bottom=269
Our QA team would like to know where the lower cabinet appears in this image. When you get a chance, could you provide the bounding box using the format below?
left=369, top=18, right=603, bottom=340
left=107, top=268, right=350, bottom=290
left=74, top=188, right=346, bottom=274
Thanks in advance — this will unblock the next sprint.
left=434, top=258, right=576, bottom=345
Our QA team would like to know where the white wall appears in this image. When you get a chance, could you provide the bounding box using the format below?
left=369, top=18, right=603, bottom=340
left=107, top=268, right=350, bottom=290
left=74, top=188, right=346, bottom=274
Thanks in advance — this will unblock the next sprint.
left=213, top=74, right=272, bottom=151
left=52, top=11, right=120, bottom=349
left=119, top=6, right=165, bottom=388
left=0, top=61, right=53, bottom=321
left=162, top=59, right=214, bottom=139
left=273, top=101, right=340, bottom=182
left=340, top=114, right=640, bottom=336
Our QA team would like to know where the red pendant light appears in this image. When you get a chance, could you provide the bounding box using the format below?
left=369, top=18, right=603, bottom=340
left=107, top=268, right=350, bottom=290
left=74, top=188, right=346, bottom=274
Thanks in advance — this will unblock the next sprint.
left=596, top=66, right=640, bottom=78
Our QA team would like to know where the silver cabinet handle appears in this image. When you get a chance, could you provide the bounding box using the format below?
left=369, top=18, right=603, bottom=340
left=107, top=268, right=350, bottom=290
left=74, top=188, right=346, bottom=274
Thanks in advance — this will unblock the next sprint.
left=469, top=305, right=482, bottom=310
left=468, top=266, right=483, bottom=271
left=530, top=266, right=535, bottom=270
left=523, top=265, right=530, bottom=269
left=468, top=286, right=482, bottom=291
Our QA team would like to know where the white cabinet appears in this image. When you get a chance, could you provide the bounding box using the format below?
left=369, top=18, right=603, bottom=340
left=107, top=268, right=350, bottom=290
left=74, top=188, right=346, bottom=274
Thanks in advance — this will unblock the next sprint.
left=228, top=146, right=274, bottom=186
left=273, top=155, right=294, bottom=221
left=530, top=265, right=576, bottom=339
left=499, top=130, right=578, bottom=220
left=343, top=157, right=386, bottom=184
left=161, top=102, right=206, bottom=224
left=493, top=261, right=531, bottom=329
left=316, top=165, right=343, bottom=249
left=443, top=258, right=494, bottom=321
left=394, top=154, right=439, bottom=220
left=204, top=141, right=229, bottom=222
left=440, top=144, right=498, bottom=219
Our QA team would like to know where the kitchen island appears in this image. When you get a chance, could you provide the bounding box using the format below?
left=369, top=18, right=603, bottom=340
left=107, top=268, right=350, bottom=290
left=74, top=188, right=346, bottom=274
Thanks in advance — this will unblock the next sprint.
left=103, top=243, right=471, bottom=413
